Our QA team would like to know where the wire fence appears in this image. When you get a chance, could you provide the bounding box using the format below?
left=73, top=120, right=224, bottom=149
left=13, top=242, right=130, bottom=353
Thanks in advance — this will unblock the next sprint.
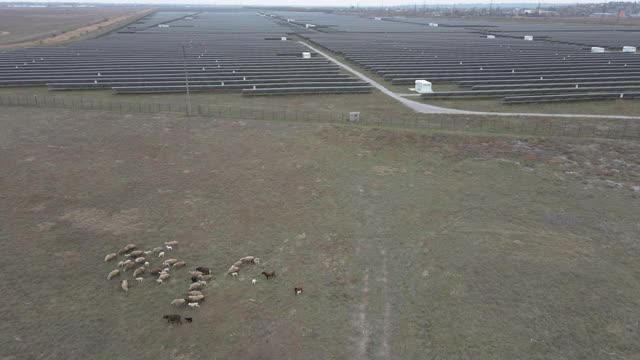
left=1, top=93, right=638, bottom=141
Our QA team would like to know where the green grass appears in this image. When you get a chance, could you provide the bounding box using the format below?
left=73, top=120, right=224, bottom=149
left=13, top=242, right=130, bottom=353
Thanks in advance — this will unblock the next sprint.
left=1, top=106, right=640, bottom=359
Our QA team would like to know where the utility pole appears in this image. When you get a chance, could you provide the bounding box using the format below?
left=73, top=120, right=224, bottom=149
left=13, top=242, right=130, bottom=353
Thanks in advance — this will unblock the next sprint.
left=181, top=44, right=192, bottom=117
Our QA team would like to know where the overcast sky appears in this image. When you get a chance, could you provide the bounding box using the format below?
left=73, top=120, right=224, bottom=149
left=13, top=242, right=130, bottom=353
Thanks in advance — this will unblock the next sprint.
left=0, top=0, right=609, bottom=6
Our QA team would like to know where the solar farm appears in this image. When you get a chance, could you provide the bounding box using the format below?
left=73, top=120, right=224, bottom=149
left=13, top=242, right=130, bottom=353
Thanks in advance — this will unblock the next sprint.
left=1, top=9, right=639, bottom=107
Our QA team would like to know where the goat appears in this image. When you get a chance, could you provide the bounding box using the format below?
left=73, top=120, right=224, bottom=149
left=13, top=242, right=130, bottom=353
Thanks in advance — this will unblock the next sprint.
left=188, top=302, right=200, bottom=309
left=252, top=279, right=257, bottom=285
left=158, top=251, right=165, bottom=258
left=166, top=245, right=173, bottom=251
left=162, top=314, right=181, bottom=324
left=104, top=253, right=117, bottom=262
left=262, top=271, right=276, bottom=280
left=231, top=272, right=239, bottom=277
left=253, top=257, right=260, bottom=265
left=107, top=269, right=120, bottom=280
left=295, top=287, right=303, bottom=296
left=136, top=277, right=144, bottom=283
left=184, top=317, right=193, bottom=323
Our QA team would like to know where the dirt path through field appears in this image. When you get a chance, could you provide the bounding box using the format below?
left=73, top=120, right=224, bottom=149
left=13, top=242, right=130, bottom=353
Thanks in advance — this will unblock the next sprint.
left=0, top=9, right=153, bottom=49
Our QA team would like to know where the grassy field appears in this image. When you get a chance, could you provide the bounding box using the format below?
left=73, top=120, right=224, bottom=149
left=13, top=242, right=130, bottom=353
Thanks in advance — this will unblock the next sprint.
left=1, top=106, right=639, bottom=359
left=0, top=7, right=142, bottom=46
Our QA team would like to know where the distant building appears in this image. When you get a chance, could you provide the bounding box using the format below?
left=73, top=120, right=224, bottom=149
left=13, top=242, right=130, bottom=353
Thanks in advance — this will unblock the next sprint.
left=590, top=12, right=616, bottom=17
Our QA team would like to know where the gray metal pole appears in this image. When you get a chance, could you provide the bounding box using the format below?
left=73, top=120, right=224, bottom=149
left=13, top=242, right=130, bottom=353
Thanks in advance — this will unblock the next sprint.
left=182, top=45, right=192, bottom=116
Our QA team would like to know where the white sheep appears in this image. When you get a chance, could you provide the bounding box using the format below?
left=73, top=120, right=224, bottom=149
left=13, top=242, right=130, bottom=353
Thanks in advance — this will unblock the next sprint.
left=122, top=259, right=133, bottom=266
left=165, top=245, right=173, bottom=251
left=104, top=253, right=117, bottom=262
left=188, top=290, right=203, bottom=296
left=199, top=274, right=214, bottom=281
left=144, top=261, right=150, bottom=268
left=173, top=261, right=186, bottom=268
left=163, top=259, right=178, bottom=266
left=171, top=299, right=186, bottom=306
left=121, top=280, right=128, bottom=292
left=252, top=279, right=257, bottom=285
left=117, top=261, right=125, bottom=267
left=158, top=273, right=170, bottom=281
left=227, top=265, right=240, bottom=275
left=152, top=247, right=163, bottom=254
left=231, top=272, right=239, bottom=277
left=107, top=269, right=120, bottom=280
left=165, top=241, right=179, bottom=246
left=188, top=282, right=203, bottom=291
left=188, top=295, right=205, bottom=302
left=134, top=257, right=146, bottom=264
left=163, top=267, right=171, bottom=273
left=188, top=302, right=200, bottom=309
left=136, top=277, right=144, bottom=283
left=240, top=256, right=255, bottom=264
left=189, top=271, right=204, bottom=277
left=133, top=267, right=145, bottom=277
left=232, top=260, right=243, bottom=268
left=198, top=280, right=207, bottom=286
left=144, top=250, right=152, bottom=256
left=124, top=262, right=135, bottom=271
left=124, top=244, right=136, bottom=251
left=129, top=250, right=144, bottom=258
left=158, top=252, right=165, bottom=258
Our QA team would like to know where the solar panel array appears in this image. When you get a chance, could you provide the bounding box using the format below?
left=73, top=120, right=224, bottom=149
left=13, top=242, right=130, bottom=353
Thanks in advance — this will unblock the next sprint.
left=0, top=11, right=372, bottom=96
left=269, top=12, right=640, bottom=103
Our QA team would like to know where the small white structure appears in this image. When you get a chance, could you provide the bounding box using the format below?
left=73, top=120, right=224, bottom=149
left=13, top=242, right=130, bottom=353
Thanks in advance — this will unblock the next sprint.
left=591, top=46, right=605, bottom=53
left=302, top=52, right=311, bottom=59
left=622, top=46, right=637, bottom=53
left=349, top=112, right=361, bottom=123
left=158, top=24, right=170, bottom=28
left=524, top=35, right=533, bottom=41
left=305, top=24, right=316, bottom=28
left=486, top=35, right=496, bottom=39
left=287, top=19, right=294, bottom=22
left=374, top=17, right=382, bottom=20
left=415, top=80, right=433, bottom=94
left=281, top=36, right=287, bottom=41
left=429, top=23, right=439, bottom=27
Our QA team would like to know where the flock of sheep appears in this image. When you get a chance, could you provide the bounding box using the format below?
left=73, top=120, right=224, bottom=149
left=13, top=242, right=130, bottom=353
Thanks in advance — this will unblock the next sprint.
left=104, top=242, right=277, bottom=324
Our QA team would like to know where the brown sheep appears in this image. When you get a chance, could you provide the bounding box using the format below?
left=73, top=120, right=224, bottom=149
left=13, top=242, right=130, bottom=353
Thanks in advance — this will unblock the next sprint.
left=172, top=261, right=186, bottom=269
left=195, top=267, right=211, bottom=275
left=150, top=268, right=163, bottom=276
left=189, top=271, right=204, bottom=277
left=262, top=271, right=276, bottom=280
